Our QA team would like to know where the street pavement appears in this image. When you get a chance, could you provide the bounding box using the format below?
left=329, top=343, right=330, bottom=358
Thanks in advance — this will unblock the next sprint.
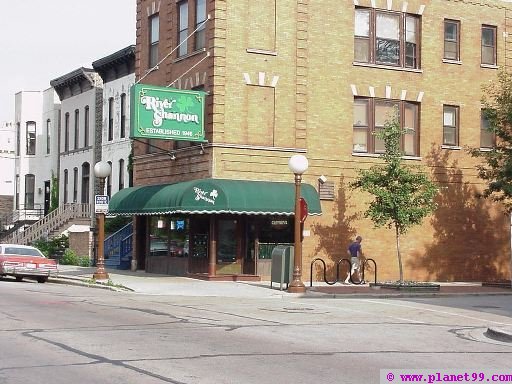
left=50, top=265, right=512, bottom=342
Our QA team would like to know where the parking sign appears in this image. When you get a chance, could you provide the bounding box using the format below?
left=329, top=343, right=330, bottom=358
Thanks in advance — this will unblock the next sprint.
left=95, top=195, right=109, bottom=213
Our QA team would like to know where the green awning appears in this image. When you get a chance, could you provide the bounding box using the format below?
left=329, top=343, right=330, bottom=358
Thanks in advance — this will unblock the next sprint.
left=108, top=178, right=322, bottom=216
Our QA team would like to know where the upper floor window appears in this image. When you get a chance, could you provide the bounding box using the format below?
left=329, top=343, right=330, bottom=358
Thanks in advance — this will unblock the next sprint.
left=106, top=161, right=112, bottom=198
left=46, top=119, right=51, bottom=154
left=354, top=7, right=420, bottom=69
left=444, top=19, right=460, bottom=61
left=353, top=98, right=419, bottom=156
left=480, top=109, right=495, bottom=148
left=74, top=109, right=80, bottom=149
left=149, top=14, right=160, bottom=67
left=64, top=112, right=70, bottom=152
left=195, top=0, right=207, bottom=50
left=16, top=122, right=20, bottom=156
left=178, top=1, right=189, bottom=57
left=120, top=94, right=126, bottom=138
left=482, top=25, right=497, bottom=66
left=443, top=105, right=459, bottom=146
left=26, top=121, right=36, bottom=155
left=108, top=97, right=114, bottom=141
left=84, top=106, right=90, bottom=147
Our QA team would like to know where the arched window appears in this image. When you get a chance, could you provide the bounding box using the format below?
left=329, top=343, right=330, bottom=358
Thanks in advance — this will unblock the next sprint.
left=119, top=159, right=125, bottom=190
left=84, top=106, right=90, bottom=147
left=73, top=167, right=78, bottom=203
left=120, top=94, right=126, bottom=138
left=81, top=162, right=90, bottom=204
left=106, top=161, right=112, bottom=198
left=63, top=169, right=69, bottom=204
left=108, top=97, right=114, bottom=141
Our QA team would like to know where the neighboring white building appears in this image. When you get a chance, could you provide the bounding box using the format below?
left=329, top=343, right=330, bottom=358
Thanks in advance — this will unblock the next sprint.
left=50, top=68, right=103, bottom=206
left=14, top=89, right=60, bottom=217
left=92, top=45, right=135, bottom=196
left=0, top=121, right=15, bottom=196
left=14, top=91, right=43, bottom=214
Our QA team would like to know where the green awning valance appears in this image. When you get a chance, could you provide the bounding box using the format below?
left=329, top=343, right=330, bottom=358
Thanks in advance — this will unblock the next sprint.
left=108, top=178, right=322, bottom=216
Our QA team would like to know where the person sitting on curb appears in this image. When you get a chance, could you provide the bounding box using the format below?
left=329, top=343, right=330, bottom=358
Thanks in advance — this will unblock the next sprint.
left=345, top=235, right=362, bottom=284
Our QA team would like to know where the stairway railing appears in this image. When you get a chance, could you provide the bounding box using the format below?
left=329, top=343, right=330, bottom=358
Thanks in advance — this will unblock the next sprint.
left=5, top=203, right=92, bottom=245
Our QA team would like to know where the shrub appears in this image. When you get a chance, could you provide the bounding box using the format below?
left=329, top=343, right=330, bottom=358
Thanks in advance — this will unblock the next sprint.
left=78, top=256, right=91, bottom=267
left=60, top=249, right=79, bottom=265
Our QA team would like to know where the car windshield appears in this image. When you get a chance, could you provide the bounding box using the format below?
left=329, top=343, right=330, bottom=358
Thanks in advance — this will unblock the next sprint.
left=3, top=247, right=44, bottom=257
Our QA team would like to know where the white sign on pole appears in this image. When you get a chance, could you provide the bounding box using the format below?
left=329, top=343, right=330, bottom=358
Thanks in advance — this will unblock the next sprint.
left=95, top=195, right=109, bottom=214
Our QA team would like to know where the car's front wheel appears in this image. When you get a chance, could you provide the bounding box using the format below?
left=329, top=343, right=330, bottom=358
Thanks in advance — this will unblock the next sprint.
left=15, top=276, right=23, bottom=282
left=37, top=277, right=48, bottom=283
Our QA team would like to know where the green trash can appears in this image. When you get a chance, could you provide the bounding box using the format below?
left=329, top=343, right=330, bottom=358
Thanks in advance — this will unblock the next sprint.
left=270, top=245, right=294, bottom=290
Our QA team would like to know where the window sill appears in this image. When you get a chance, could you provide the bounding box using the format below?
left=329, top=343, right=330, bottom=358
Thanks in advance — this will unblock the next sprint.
left=441, top=145, right=462, bottom=150
left=173, top=48, right=208, bottom=63
left=442, top=59, right=462, bottom=65
left=352, top=152, right=422, bottom=161
left=353, top=62, right=423, bottom=73
left=246, top=48, right=277, bottom=56
left=479, top=147, right=493, bottom=152
left=481, top=64, right=498, bottom=69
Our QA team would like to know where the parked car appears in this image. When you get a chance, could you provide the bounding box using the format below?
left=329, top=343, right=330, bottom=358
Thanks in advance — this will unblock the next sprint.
left=0, top=244, right=58, bottom=283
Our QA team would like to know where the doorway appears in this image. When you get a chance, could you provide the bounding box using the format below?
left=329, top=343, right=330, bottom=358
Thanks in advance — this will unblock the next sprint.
left=44, top=180, right=51, bottom=215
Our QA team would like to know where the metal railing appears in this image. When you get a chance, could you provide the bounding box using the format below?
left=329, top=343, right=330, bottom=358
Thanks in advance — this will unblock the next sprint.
left=4, top=203, right=92, bottom=245
left=0, top=204, right=44, bottom=238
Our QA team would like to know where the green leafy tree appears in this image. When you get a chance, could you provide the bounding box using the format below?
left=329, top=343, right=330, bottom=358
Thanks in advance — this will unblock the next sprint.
left=469, top=69, right=512, bottom=283
left=50, top=171, right=59, bottom=213
left=350, top=112, right=439, bottom=283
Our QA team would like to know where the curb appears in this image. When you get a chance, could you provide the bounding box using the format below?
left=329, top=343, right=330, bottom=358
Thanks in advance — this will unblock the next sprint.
left=49, top=276, right=133, bottom=292
left=485, top=327, right=512, bottom=343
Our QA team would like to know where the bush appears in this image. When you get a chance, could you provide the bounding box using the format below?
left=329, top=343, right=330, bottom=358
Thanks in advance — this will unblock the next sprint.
left=78, top=256, right=91, bottom=267
left=33, top=235, right=69, bottom=258
left=60, top=249, right=79, bottom=265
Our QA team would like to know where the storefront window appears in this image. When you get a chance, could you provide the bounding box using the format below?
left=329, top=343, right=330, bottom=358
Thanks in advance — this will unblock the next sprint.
left=217, top=219, right=237, bottom=262
left=149, top=216, right=189, bottom=257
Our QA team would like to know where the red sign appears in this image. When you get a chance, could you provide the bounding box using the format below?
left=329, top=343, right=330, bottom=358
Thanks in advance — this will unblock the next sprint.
left=300, top=198, right=308, bottom=223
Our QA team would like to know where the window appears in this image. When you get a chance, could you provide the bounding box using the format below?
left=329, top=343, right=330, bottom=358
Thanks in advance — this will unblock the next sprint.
left=119, top=159, right=125, bottom=191
left=63, top=169, right=68, bottom=204
left=46, top=119, right=51, bottom=154
left=195, top=0, right=206, bottom=50
left=149, top=14, right=159, bottom=67
left=178, top=1, right=189, bottom=57
left=480, top=110, right=495, bottom=148
left=106, top=161, right=112, bottom=198
left=352, top=98, right=419, bottom=156
left=73, top=168, right=78, bottom=203
left=81, top=162, right=90, bottom=204
left=108, top=97, right=114, bottom=141
left=16, top=122, right=20, bottom=156
left=444, top=20, right=460, bottom=61
left=84, top=106, right=89, bottom=147
left=354, top=7, right=420, bottom=69
left=120, top=94, right=126, bottom=138
left=64, top=112, right=70, bottom=152
left=443, top=105, right=459, bottom=146
left=482, top=25, right=497, bottom=66
left=74, top=109, right=79, bottom=149
left=26, top=121, right=36, bottom=155
left=24, top=174, right=35, bottom=210
left=15, top=175, right=19, bottom=209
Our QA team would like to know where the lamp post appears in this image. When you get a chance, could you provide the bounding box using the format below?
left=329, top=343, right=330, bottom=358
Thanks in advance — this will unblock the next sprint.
left=288, top=154, right=308, bottom=293
left=93, top=161, right=111, bottom=280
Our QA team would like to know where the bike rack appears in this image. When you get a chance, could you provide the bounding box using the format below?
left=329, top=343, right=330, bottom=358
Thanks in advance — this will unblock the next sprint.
left=310, top=257, right=377, bottom=286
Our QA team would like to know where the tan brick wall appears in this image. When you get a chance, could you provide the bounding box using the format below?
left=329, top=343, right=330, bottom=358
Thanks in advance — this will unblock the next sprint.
left=134, top=0, right=512, bottom=282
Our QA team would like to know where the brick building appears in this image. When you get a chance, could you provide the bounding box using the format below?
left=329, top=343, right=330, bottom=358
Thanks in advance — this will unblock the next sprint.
left=118, top=0, right=512, bottom=282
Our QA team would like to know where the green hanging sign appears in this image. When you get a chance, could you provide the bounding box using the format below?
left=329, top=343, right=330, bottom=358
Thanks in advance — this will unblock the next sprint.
left=130, top=84, right=206, bottom=142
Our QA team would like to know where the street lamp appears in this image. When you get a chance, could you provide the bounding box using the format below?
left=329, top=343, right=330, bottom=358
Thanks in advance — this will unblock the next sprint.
left=288, top=154, right=308, bottom=293
left=93, top=161, right=111, bottom=280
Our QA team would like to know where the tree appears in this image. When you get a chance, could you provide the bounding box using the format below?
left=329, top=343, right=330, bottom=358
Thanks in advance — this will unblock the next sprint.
left=350, top=112, right=438, bottom=283
left=50, top=171, right=59, bottom=213
left=469, top=69, right=512, bottom=284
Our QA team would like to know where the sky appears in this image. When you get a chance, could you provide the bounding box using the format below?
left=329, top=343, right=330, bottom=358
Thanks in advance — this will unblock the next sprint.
left=0, top=0, right=136, bottom=124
